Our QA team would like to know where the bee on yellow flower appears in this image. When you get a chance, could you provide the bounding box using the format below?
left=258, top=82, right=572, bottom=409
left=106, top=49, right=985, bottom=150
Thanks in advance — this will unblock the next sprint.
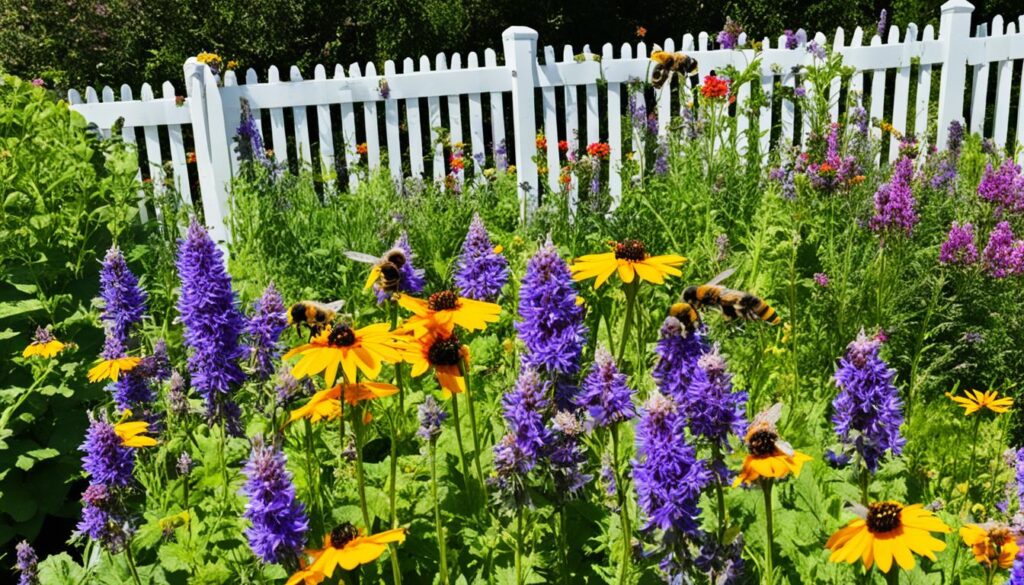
left=960, top=522, right=1019, bottom=569
left=286, top=524, right=407, bottom=585
left=733, top=403, right=811, bottom=486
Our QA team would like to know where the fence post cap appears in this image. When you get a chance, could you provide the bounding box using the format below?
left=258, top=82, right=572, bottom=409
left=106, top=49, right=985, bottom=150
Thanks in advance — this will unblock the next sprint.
left=502, top=27, right=539, bottom=41
left=940, top=0, right=974, bottom=14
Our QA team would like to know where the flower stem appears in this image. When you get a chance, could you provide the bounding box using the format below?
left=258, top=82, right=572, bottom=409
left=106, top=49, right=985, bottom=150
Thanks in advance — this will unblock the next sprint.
left=389, top=300, right=405, bottom=412
left=762, top=479, right=775, bottom=585
left=430, top=442, right=449, bottom=584
left=859, top=466, right=870, bottom=507
left=711, top=443, right=727, bottom=542
left=388, top=413, right=403, bottom=584
left=558, top=508, right=570, bottom=585
left=961, top=415, right=983, bottom=512
left=353, top=407, right=371, bottom=529
left=617, top=280, right=638, bottom=366
left=449, top=393, right=472, bottom=498
left=611, top=424, right=631, bottom=585
left=124, top=543, right=143, bottom=585
left=515, top=507, right=524, bottom=585
left=302, top=419, right=321, bottom=531
left=460, top=359, right=487, bottom=503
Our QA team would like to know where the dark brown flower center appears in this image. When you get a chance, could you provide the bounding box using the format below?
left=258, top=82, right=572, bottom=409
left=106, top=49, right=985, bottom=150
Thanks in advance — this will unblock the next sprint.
left=330, top=522, right=360, bottom=548
left=327, top=325, right=357, bottom=347
left=428, top=290, right=459, bottom=311
left=748, top=429, right=778, bottom=457
left=989, top=526, right=1013, bottom=546
left=427, top=336, right=462, bottom=366
left=866, top=502, right=903, bottom=534
left=614, top=239, right=647, bottom=262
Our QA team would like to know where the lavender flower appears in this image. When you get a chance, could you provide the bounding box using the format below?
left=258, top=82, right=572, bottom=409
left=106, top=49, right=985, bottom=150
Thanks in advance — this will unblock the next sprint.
left=717, top=17, right=743, bottom=49
left=807, top=40, right=827, bottom=60
left=246, top=283, right=288, bottom=380
left=877, top=9, right=888, bottom=39
left=500, top=368, right=553, bottom=466
left=374, top=233, right=426, bottom=303
left=783, top=29, right=799, bottom=50
left=814, top=272, right=830, bottom=287
left=80, top=416, right=134, bottom=488
left=548, top=411, right=591, bottom=499
left=490, top=434, right=533, bottom=508
left=241, top=437, right=309, bottom=564
left=274, top=371, right=300, bottom=406
left=235, top=99, right=277, bottom=178
left=850, top=105, right=869, bottom=136
left=516, top=239, right=588, bottom=405
left=939, top=222, right=979, bottom=266
left=695, top=533, right=745, bottom=584
left=947, top=120, right=964, bottom=154
left=177, top=451, right=193, bottom=476
left=495, top=140, right=508, bottom=172
left=454, top=213, right=510, bottom=301
left=977, top=159, right=1024, bottom=216
left=148, top=339, right=171, bottom=380
left=769, top=166, right=796, bottom=200
left=633, top=392, right=711, bottom=536
left=983, top=221, right=1024, bottom=278
left=417, top=395, right=448, bottom=443
left=177, top=219, right=247, bottom=428
left=825, top=449, right=852, bottom=468
left=589, top=156, right=601, bottom=196
left=15, top=541, right=38, bottom=585
left=654, top=137, right=670, bottom=175
left=99, top=246, right=147, bottom=355
left=1011, top=554, right=1024, bottom=585
left=832, top=330, right=906, bottom=472
left=683, top=345, right=747, bottom=452
left=870, top=156, right=918, bottom=236
left=77, top=483, right=128, bottom=553
left=576, top=348, right=636, bottom=428
left=652, top=316, right=709, bottom=403
left=166, top=371, right=190, bottom=417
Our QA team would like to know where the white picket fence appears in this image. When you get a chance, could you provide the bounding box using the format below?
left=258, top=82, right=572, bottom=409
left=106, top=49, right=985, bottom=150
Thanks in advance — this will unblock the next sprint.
left=68, top=0, right=1024, bottom=244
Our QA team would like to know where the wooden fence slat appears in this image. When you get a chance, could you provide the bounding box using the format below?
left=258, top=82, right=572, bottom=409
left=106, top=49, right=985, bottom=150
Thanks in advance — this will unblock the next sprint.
left=582, top=45, right=601, bottom=145
left=404, top=58, right=425, bottom=179
left=484, top=48, right=506, bottom=164
left=383, top=60, right=403, bottom=184
left=991, top=18, right=1013, bottom=148
left=289, top=66, right=312, bottom=167
left=542, top=46, right=562, bottom=195
left=607, top=43, right=625, bottom=207
left=360, top=62, right=382, bottom=171
left=913, top=25, right=935, bottom=138
left=266, top=66, right=290, bottom=169
left=890, top=25, right=912, bottom=162
left=139, top=84, right=165, bottom=206
left=466, top=52, right=487, bottom=183
left=969, top=23, right=990, bottom=135
left=562, top=45, right=579, bottom=207
left=163, top=80, right=192, bottom=208
left=119, top=85, right=149, bottom=222
left=655, top=38, right=673, bottom=139
left=314, top=65, right=336, bottom=187
left=428, top=54, right=446, bottom=182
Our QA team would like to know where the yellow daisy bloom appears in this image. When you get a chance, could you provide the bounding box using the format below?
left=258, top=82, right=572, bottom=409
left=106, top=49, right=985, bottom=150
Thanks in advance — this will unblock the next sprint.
left=400, top=329, right=470, bottom=399
left=287, top=382, right=400, bottom=425
left=732, top=403, right=811, bottom=486
left=396, top=291, right=501, bottom=338
left=283, top=323, right=405, bottom=387
left=946, top=389, right=1013, bottom=415
left=570, top=239, right=686, bottom=289
left=287, top=524, right=406, bottom=584
left=22, top=327, right=66, bottom=359
left=960, top=523, right=1019, bottom=569
left=113, top=419, right=158, bottom=448
left=87, top=356, right=142, bottom=383
left=826, top=501, right=951, bottom=573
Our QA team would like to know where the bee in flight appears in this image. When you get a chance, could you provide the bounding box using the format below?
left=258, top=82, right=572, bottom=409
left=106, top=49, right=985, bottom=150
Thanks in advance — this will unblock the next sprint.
left=288, top=300, right=345, bottom=338
left=650, top=46, right=699, bottom=90
left=669, top=268, right=780, bottom=332
left=344, top=247, right=408, bottom=294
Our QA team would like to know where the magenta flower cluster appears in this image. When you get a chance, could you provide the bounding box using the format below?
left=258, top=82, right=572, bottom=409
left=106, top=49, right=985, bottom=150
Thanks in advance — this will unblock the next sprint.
left=978, top=159, right=1024, bottom=217
left=870, top=156, right=918, bottom=236
left=982, top=221, right=1024, bottom=278
left=939, top=222, right=979, bottom=267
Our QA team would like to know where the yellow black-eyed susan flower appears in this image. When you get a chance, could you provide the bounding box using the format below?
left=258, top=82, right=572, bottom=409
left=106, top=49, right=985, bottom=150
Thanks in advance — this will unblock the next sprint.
left=570, top=239, right=685, bottom=289
left=960, top=522, right=1019, bottom=569
left=396, top=291, right=501, bottom=338
left=283, top=323, right=404, bottom=387
left=113, top=417, right=158, bottom=448
left=22, top=327, right=66, bottom=359
left=946, top=389, right=1013, bottom=415
left=400, top=329, right=469, bottom=399
left=287, top=382, right=399, bottom=425
left=286, top=524, right=406, bottom=584
left=733, top=403, right=811, bottom=486
left=87, top=356, right=142, bottom=383
left=826, top=501, right=951, bottom=573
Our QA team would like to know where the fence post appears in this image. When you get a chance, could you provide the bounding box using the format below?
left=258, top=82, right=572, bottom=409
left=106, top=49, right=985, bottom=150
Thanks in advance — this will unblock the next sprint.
left=182, top=59, right=234, bottom=248
left=502, top=27, right=540, bottom=219
left=935, top=0, right=974, bottom=150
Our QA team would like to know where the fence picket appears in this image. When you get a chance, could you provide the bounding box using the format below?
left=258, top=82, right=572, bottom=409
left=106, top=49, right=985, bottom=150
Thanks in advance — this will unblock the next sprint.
left=382, top=60, right=403, bottom=184
left=969, top=23, right=991, bottom=135
left=758, top=38, right=774, bottom=164
left=289, top=66, right=312, bottom=167
left=913, top=26, right=935, bottom=138
left=606, top=44, right=623, bottom=206
left=655, top=38, right=673, bottom=139
left=119, top=85, right=149, bottom=222
left=313, top=65, right=336, bottom=187
left=336, top=64, right=360, bottom=191
left=542, top=46, right=561, bottom=195
left=404, top=58, right=425, bottom=179
left=428, top=55, right=446, bottom=182
left=266, top=66, right=290, bottom=169
left=889, top=25, right=912, bottom=162
left=466, top=52, right=487, bottom=183
left=868, top=35, right=887, bottom=162
left=484, top=49, right=507, bottom=163
left=848, top=28, right=865, bottom=96
left=991, top=18, right=1013, bottom=148
left=139, top=84, right=166, bottom=205
left=583, top=45, right=601, bottom=146
left=359, top=62, right=382, bottom=171
left=163, top=81, right=192, bottom=208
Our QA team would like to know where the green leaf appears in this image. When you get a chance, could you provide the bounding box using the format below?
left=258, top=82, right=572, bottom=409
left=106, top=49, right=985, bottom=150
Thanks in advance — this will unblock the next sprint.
left=37, top=552, right=86, bottom=585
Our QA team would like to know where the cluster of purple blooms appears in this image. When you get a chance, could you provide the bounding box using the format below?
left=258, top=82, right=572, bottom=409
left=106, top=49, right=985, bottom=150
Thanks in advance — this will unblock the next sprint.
left=454, top=213, right=509, bottom=301
left=77, top=416, right=135, bottom=552
left=654, top=137, right=670, bottom=176
left=491, top=368, right=553, bottom=508
left=831, top=330, right=905, bottom=473
left=628, top=92, right=659, bottom=136
left=807, top=40, right=827, bottom=61
left=768, top=165, right=797, bottom=200
left=417, top=395, right=448, bottom=443
left=877, top=9, right=888, bottom=39
left=938, top=222, right=979, bottom=267
left=870, top=155, right=919, bottom=236
left=176, top=220, right=248, bottom=432
left=547, top=411, right=590, bottom=499
left=977, top=158, right=1024, bottom=217
left=235, top=99, right=279, bottom=179
left=240, top=437, right=309, bottom=564
left=1008, top=449, right=1024, bottom=583
left=802, top=124, right=862, bottom=192
left=15, top=540, right=38, bottom=585
left=99, top=247, right=156, bottom=410
left=716, top=17, right=743, bottom=50
left=982, top=221, right=1024, bottom=278
left=576, top=348, right=636, bottom=428
left=927, top=121, right=963, bottom=193
left=245, top=283, right=288, bottom=381
left=375, top=232, right=426, bottom=303
left=783, top=29, right=802, bottom=50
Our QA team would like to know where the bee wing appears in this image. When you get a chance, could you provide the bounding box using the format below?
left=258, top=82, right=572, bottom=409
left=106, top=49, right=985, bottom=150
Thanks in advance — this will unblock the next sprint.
left=774, top=439, right=795, bottom=457
left=848, top=503, right=869, bottom=520
left=344, top=251, right=380, bottom=265
left=324, top=300, right=346, bottom=312
left=755, top=402, right=784, bottom=426
left=706, top=267, right=737, bottom=287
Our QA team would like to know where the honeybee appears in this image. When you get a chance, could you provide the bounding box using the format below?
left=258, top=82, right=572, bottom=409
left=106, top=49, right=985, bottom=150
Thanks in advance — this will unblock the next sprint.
left=650, top=47, right=699, bottom=90
left=680, top=268, right=781, bottom=326
left=344, top=247, right=408, bottom=294
left=744, top=403, right=793, bottom=457
left=288, top=300, right=345, bottom=338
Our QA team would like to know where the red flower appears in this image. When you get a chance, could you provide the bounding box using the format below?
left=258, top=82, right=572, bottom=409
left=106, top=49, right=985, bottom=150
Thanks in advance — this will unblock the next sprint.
left=536, top=135, right=547, bottom=150
left=449, top=153, right=465, bottom=171
left=558, top=140, right=569, bottom=152
left=356, top=143, right=368, bottom=155
left=700, top=75, right=730, bottom=100
left=586, top=142, right=610, bottom=159
left=186, top=151, right=196, bottom=164
left=636, top=26, right=647, bottom=38
left=560, top=168, right=572, bottom=185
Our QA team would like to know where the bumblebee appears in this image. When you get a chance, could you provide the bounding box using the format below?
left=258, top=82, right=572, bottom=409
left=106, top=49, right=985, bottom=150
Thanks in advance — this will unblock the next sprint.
left=288, top=300, right=345, bottom=338
left=345, top=247, right=407, bottom=294
left=679, top=268, right=781, bottom=326
left=744, top=403, right=794, bottom=457
left=667, top=301, right=702, bottom=333
left=650, top=47, right=699, bottom=90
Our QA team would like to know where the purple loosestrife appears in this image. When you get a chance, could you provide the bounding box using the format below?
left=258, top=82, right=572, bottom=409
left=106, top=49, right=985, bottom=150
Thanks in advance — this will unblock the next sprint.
left=717, top=17, right=743, bottom=49
left=100, top=246, right=154, bottom=409
left=576, top=348, right=636, bottom=428
left=939, top=222, right=979, bottom=266
left=807, top=40, right=827, bottom=60
left=683, top=346, right=747, bottom=472
left=652, top=316, right=709, bottom=403
left=80, top=415, right=134, bottom=488
left=241, top=437, right=309, bottom=564
left=417, top=395, right=448, bottom=443
left=870, top=155, right=918, bottom=236
left=548, top=411, right=590, bottom=499
left=77, top=483, right=128, bottom=553
left=246, top=283, right=288, bottom=380
left=832, top=330, right=906, bottom=473
left=654, top=137, right=670, bottom=175
left=375, top=232, right=426, bottom=303
left=454, top=213, right=510, bottom=301
left=177, top=219, right=247, bottom=430
left=516, top=238, right=588, bottom=407
left=977, top=159, right=1024, bottom=217
left=983, top=221, right=1024, bottom=278
left=814, top=272, right=830, bottom=287
left=632, top=392, right=711, bottom=574
left=15, top=541, right=38, bottom=585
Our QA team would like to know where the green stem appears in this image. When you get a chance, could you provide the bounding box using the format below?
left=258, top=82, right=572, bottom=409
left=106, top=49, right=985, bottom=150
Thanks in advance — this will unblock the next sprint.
left=124, top=544, right=143, bottom=585
left=711, top=443, right=726, bottom=542
left=389, top=300, right=405, bottom=412
left=961, top=415, right=983, bottom=512
left=515, top=507, right=524, bottom=585
left=388, top=413, right=403, bottom=584
left=430, top=442, right=449, bottom=584
left=860, top=467, right=870, bottom=507
left=449, top=393, right=472, bottom=496
left=353, top=407, right=371, bottom=529
left=302, top=419, right=321, bottom=529
left=617, top=281, right=638, bottom=366
left=558, top=508, right=570, bottom=585
left=611, top=424, right=631, bottom=585
left=762, top=480, right=775, bottom=585
left=460, top=359, right=487, bottom=502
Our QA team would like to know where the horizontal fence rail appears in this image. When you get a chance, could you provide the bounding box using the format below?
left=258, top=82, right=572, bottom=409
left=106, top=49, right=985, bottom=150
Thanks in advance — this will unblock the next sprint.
left=67, top=0, right=1024, bottom=244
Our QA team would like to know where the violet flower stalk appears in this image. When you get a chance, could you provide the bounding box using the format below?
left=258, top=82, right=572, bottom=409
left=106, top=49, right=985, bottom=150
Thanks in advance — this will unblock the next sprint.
left=374, top=232, right=426, bottom=303
left=245, top=282, right=288, bottom=381
left=982, top=221, right=1024, bottom=278
left=176, top=219, right=247, bottom=431
left=454, top=213, right=510, bottom=301
left=240, top=437, right=309, bottom=564
left=683, top=345, right=747, bottom=482
left=717, top=17, right=743, bottom=49
left=652, top=316, right=709, bottom=403
left=783, top=29, right=799, bottom=50
left=491, top=368, right=553, bottom=508
left=77, top=416, right=135, bottom=552
left=548, top=411, right=591, bottom=499
left=576, top=347, right=636, bottom=428
left=977, top=159, right=1024, bottom=217
left=15, top=541, right=38, bottom=585
left=877, top=9, right=888, bottom=39
left=938, top=222, right=979, bottom=266
left=417, top=395, right=448, bottom=443
left=870, top=155, right=918, bottom=236
left=832, top=330, right=906, bottom=473
left=99, top=246, right=153, bottom=410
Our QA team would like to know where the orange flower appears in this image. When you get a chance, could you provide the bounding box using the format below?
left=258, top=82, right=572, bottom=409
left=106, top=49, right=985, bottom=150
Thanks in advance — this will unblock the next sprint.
left=960, top=523, right=1019, bottom=569
left=287, top=382, right=400, bottom=425
left=400, top=329, right=470, bottom=398
left=396, top=290, right=501, bottom=338
left=558, top=140, right=569, bottom=152
left=636, top=26, right=647, bottom=38
left=701, top=75, right=730, bottom=100
left=287, top=525, right=407, bottom=584
left=586, top=142, right=610, bottom=159
left=536, top=134, right=547, bottom=150
left=356, top=143, right=368, bottom=155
